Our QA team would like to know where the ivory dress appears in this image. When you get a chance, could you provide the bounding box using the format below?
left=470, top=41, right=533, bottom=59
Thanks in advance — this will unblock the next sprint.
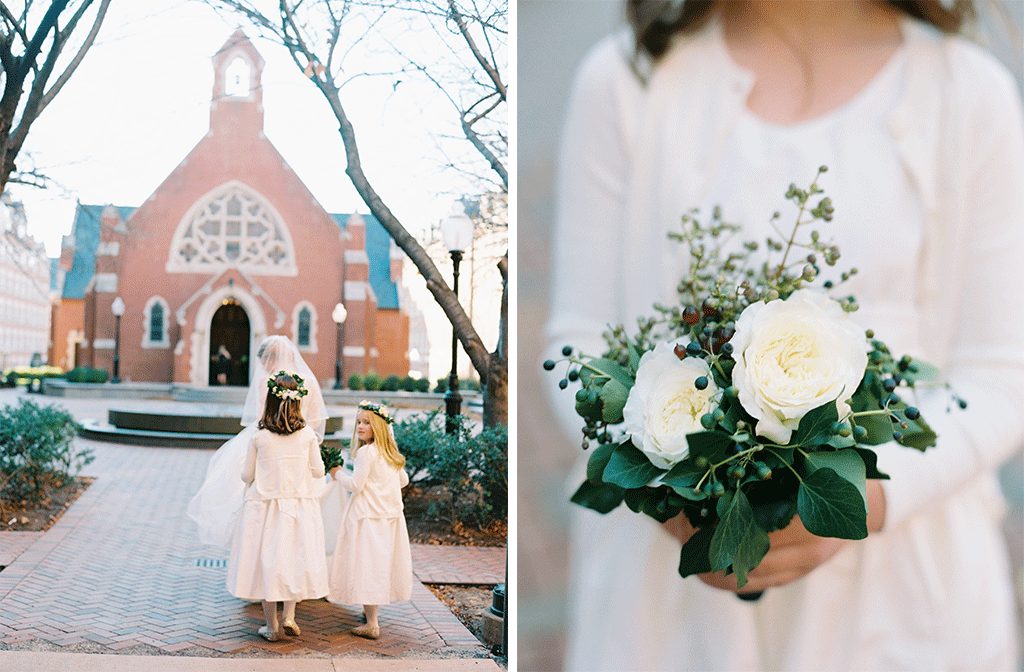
left=547, top=15, right=1024, bottom=672
left=226, top=425, right=329, bottom=602
left=327, top=442, right=413, bottom=605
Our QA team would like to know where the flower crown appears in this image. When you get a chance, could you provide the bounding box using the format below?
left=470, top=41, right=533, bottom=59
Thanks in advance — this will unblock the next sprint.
left=267, top=371, right=308, bottom=400
left=358, top=400, right=394, bottom=424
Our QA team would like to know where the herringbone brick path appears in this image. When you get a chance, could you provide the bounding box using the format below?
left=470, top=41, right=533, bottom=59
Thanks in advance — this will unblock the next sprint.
left=0, top=435, right=499, bottom=658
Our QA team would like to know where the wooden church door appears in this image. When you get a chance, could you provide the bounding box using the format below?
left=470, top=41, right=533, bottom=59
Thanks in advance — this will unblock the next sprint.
left=209, top=300, right=251, bottom=386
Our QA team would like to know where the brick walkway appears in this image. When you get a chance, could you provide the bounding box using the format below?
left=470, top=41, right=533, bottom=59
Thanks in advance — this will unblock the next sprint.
left=0, top=435, right=504, bottom=659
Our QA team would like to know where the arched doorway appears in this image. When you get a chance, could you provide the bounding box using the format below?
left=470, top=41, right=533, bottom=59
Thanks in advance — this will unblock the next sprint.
left=209, top=300, right=250, bottom=386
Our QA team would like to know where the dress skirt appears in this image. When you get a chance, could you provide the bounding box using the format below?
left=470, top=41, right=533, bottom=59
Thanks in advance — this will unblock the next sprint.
left=328, top=513, right=413, bottom=605
left=226, top=495, right=329, bottom=602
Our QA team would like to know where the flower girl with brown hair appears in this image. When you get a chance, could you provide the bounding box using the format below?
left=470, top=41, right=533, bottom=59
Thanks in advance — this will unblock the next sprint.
left=226, top=371, right=329, bottom=641
left=327, top=401, right=413, bottom=639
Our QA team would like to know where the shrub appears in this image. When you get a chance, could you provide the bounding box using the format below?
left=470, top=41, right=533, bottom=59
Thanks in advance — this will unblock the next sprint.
left=347, top=373, right=364, bottom=390
left=381, top=375, right=401, bottom=392
left=65, top=367, right=108, bottom=384
left=363, top=371, right=383, bottom=391
left=0, top=399, right=90, bottom=508
left=87, top=368, right=109, bottom=383
left=392, top=410, right=507, bottom=527
left=414, top=377, right=431, bottom=393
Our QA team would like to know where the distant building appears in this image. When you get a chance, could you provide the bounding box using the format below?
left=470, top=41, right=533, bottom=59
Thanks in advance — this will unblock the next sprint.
left=49, top=30, right=412, bottom=385
left=0, top=195, right=50, bottom=370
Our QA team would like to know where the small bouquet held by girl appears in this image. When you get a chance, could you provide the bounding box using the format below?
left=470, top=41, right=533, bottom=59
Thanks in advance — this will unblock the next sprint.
left=547, top=167, right=960, bottom=590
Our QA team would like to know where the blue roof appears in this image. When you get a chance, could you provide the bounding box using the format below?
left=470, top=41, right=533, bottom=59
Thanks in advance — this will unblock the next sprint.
left=330, top=212, right=400, bottom=310
left=61, top=204, right=134, bottom=300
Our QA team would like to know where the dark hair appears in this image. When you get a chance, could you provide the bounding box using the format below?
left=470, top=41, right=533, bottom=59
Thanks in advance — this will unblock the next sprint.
left=258, top=372, right=307, bottom=435
left=627, top=0, right=976, bottom=60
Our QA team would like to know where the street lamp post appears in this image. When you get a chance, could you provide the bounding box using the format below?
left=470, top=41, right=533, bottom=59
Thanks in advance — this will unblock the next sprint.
left=332, top=302, right=347, bottom=390
left=440, top=201, right=474, bottom=434
left=111, top=297, right=125, bottom=384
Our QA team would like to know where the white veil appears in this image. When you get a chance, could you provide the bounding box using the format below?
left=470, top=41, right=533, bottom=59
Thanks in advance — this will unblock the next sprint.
left=187, top=334, right=331, bottom=548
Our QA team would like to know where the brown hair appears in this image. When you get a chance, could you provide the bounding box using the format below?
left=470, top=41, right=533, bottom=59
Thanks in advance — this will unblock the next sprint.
left=352, top=409, right=406, bottom=471
left=258, top=372, right=307, bottom=435
left=626, top=0, right=976, bottom=60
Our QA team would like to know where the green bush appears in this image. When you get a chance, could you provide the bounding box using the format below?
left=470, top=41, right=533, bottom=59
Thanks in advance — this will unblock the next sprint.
left=381, top=375, right=401, bottom=392
left=363, top=371, right=383, bottom=391
left=3, top=366, right=65, bottom=391
left=392, top=410, right=507, bottom=526
left=414, top=377, right=431, bottom=393
left=87, top=368, right=109, bottom=383
left=347, top=373, right=364, bottom=390
left=65, top=366, right=108, bottom=384
left=0, top=399, right=90, bottom=507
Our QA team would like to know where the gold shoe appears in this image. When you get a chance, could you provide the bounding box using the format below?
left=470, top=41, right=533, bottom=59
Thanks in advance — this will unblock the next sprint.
left=258, top=625, right=279, bottom=642
left=351, top=624, right=380, bottom=640
left=282, top=617, right=301, bottom=636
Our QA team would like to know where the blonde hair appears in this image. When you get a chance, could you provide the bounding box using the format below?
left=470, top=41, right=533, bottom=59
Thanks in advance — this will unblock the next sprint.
left=352, top=409, right=406, bottom=470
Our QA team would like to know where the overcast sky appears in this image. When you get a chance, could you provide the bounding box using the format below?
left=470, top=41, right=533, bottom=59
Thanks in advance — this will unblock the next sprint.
left=9, top=1, right=470, bottom=256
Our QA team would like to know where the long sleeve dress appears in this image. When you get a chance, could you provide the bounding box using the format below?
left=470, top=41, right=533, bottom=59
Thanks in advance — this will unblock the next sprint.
left=546, top=15, right=1024, bottom=672
left=226, top=425, right=329, bottom=602
left=327, top=442, right=413, bottom=605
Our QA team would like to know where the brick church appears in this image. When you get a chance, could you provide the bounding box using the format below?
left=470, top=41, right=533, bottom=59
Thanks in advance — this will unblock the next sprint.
left=49, top=30, right=411, bottom=386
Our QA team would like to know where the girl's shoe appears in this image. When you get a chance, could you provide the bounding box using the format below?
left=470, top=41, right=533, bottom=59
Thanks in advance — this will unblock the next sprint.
left=258, top=625, right=279, bottom=642
left=282, top=618, right=301, bottom=636
left=351, top=624, right=380, bottom=640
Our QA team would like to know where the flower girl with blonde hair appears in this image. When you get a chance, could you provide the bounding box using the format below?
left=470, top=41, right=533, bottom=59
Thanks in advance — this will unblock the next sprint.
left=327, top=401, right=413, bottom=639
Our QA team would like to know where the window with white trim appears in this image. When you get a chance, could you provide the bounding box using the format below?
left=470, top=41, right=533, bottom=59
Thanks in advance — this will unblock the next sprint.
left=143, top=296, right=170, bottom=349
left=291, top=301, right=318, bottom=353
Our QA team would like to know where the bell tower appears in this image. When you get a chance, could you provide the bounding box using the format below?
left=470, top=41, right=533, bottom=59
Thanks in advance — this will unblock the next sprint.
left=209, top=29, right=265, bottom=137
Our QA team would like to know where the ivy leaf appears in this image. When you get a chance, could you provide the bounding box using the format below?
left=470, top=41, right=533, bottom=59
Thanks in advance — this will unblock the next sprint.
left=570, top=480, right=625, bottom=514
left=709, top=490, right=770, bottom=588
left=797, top=468, right=868, bottom=540
left=853, top=447, right=890, bottom=480
left=791, top=401, right=839, bottom=447
left=599, top=378, right=630, bottom=424
left=585, top=441, right=617, bottom=483
left=602, top=442, right=662, bottom=489
left=678, top=525, right=714, bottom=577
left=803, top=449, right=867, bottom=509
left=660, top=460, right=706, bottom=500
left=579, top=357, right=634, bottom=389
left=685, top=431, right=733, bottom=463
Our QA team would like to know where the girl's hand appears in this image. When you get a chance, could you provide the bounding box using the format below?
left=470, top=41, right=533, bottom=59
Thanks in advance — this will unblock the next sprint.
left=662, top=480, right=885, bottom=594
left=329, top=466, right=340, bottom=480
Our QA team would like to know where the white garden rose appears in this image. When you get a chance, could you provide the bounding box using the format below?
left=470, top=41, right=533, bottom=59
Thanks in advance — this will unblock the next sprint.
left=623, top=341, right=720, bottom=470
left=731, top=289, right=869, bottom=444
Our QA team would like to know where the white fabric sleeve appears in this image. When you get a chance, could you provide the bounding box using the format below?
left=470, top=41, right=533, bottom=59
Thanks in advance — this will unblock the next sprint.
left=338, top=444, right=372, bottom=494
left=878, top=55, right=1024, bottom=529
left=241, top=433, right=257, bottom=484
left=308, top=430, right=325, bottom=479
left=544, top=35, right=641, bottom=446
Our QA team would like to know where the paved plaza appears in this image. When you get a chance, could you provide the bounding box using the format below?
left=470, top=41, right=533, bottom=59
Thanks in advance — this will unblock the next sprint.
left=0, top=389, right=505, bottom=666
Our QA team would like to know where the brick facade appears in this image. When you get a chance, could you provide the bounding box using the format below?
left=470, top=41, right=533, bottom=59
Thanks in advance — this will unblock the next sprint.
left=50, top=30, right=410, bottom=385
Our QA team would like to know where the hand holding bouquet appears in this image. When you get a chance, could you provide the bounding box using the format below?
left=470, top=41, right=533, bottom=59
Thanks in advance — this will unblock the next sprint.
left=547, top=167, right=960, bottom=588
left=321, top=444, right=345, bottom=472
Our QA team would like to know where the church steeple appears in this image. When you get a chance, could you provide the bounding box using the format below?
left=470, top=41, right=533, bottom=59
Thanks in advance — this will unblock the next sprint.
left=209, top=29, right=265, bottom=135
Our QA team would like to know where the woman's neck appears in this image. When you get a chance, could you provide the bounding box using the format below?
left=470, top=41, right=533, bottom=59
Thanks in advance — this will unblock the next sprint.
left=721, top=1, right=903, bottom=125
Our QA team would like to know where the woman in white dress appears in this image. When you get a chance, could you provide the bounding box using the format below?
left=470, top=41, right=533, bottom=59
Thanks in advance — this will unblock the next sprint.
left=187, top=335, right=329, bottom=549
left=546, top=1, right=1024, bottom=669
left=327, top=402, right=413, bottom=640
left=226, top=371, right=329, bottom=641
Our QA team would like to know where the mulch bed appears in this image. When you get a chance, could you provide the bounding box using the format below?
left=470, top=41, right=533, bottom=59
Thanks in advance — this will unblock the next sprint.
left=1, top=476, right=93, bottom=532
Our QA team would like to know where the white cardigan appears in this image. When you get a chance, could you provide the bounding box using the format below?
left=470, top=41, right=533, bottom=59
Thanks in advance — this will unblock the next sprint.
left=548, top=17, right=1024, bottom=672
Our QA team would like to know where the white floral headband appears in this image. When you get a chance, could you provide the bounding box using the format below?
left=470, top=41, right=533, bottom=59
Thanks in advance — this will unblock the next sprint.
left=358, top=400, right=394, bottom=424
left=267, top=371, right=308, bottom=400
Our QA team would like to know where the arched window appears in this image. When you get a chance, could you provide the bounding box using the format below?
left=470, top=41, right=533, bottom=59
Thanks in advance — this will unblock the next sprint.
left=142, top=296, right=170, bottom=349
left=291, top=301, right=318, bottom=353
left=297, top=307, right=311, bottom=347
left=166, top=182, right=297, bottom=276
left=225, top=56, right=251, bottom=97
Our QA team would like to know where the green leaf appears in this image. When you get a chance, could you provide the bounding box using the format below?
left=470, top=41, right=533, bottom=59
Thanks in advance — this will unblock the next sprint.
left=570, top=480, right=625, bottom=514
left=678, top=525, right=714, bottom=577
left=853, top=447, right=890, bottom=480
left=660, top=460, right=706, bottom=500
left=898, top=414, right=937, bottom=451
left=599, top=378, right=630, bottom=424
left=803, top=449, right=867, bottom=509
left=791, top=401, right=839, bottom=447
left=586, top=441, right=617, bottom=483
left=797, top=468, right=868, bottom=540
left=900, top=358, right=940, bottom=384
left=602, top=442, right=663, bottom=489
left=579, top=357, right=634, bottom=389
left=685, top=431, right=734, bottom=463
left=709, top=490, right=770, bottom=588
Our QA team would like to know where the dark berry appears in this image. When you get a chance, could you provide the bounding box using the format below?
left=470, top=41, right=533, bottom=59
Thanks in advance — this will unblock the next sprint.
left=883, top=378, right=897, bottom=393
left=685, top=341, right=702, bottom=357
left=562, top=346, right=573, bottom=357
left=700, top=413, right=715, bottom=429
left=720, top=342, right=734, bottom=356
left=575, top=389, right=587, bottom=403
left=853, top=425, right=868, bottom=439
left=702, top=298, right=721, bottom=319
left=892, top=430, right=903, bottom=442
left=905, top=406, right=920, bottom=421
left=674, top=343, right=686, bottom=359
left=542, top=360, right=555, bottom=371
left=957, top=398, right=968, bottom=409
left=568, top=369, right=580, bottom=382
left=711, top=482, right=725, bottom=497
left=694, top=376, right=709, bottom=390
left=558, top=379, right=568, bottom=390
left=823, top=280, right=834, bottom=289
left=682, top=305, right=701, bottom=325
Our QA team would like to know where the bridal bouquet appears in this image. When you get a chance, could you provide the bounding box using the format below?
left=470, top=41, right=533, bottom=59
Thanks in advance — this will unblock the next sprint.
left=547, top=167, right=956, bottom=587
